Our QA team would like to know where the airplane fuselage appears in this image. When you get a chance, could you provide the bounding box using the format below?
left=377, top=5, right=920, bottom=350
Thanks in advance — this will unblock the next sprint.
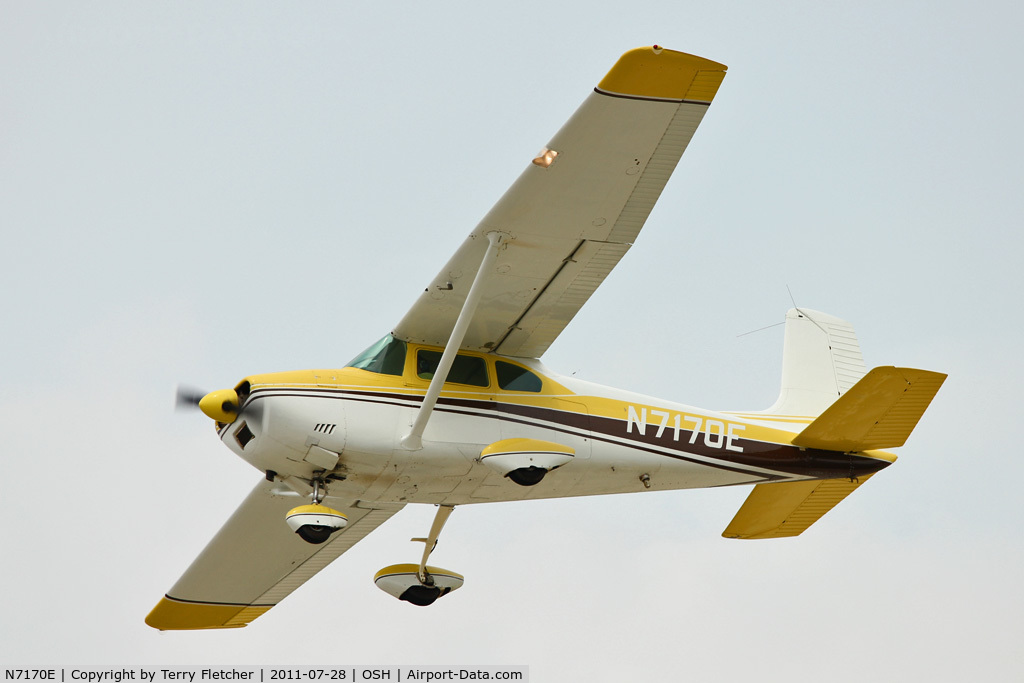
left=215, top=341, right=893, bottom=507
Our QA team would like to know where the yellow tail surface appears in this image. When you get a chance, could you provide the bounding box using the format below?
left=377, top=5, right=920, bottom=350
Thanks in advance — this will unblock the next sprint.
left=792, top=366, right=947, bottom=452
left=722, top=476, right=878, bottom=539
left=725, top=366, right=946, bottom=539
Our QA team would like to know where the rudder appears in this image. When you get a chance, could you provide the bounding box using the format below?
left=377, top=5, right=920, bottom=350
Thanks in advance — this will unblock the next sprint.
left=764, top=308, right=866, bottom=418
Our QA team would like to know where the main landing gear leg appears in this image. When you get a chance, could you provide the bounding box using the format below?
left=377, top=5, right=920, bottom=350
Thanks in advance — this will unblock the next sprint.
left=414, top=504, right=455, bottom=584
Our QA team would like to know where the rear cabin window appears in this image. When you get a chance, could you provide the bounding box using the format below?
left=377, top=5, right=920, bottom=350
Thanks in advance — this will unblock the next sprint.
left=495, top=361, right=543, bottom=392
left=346, top=335, right=407, bottom=376
left=416, top=350, right=489, bottom=387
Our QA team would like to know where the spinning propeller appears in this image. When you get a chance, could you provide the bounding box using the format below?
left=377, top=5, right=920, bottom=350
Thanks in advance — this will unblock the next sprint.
left=175, top=385, right=207, bottom=410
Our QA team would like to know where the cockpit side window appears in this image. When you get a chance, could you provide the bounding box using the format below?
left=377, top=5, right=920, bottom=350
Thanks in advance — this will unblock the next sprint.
left=346, top=335, right=407, bottom=376
left=495, top=361, right=543, bottom=392
left=416, top=349, right=489, bottom=387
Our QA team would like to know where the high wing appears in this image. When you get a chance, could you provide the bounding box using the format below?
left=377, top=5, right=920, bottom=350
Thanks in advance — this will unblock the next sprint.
left=146, top=479, right=403, bottom=630
left=393, top=47, right=727, bottom=358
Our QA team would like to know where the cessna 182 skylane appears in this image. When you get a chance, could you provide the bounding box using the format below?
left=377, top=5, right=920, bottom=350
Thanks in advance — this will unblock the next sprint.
left=147, top=46, right=946, bottom=630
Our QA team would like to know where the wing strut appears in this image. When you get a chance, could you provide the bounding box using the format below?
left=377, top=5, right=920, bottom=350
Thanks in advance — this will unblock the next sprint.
left=401, top=231, right=504, bottom=450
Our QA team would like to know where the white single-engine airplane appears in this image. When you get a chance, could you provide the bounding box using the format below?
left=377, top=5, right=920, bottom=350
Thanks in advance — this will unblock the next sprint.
left=148, top=46, right=946, bottom=630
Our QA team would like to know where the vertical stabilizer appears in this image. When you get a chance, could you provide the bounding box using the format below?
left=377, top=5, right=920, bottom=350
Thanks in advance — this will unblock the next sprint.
left=764, top=309, right=866, bottom=418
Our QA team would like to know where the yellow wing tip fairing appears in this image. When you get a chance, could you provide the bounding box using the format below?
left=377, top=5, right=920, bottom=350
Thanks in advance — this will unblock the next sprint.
left=597, top=46, right=727, bottom=102
left=145, top=596, right=270, bottom=631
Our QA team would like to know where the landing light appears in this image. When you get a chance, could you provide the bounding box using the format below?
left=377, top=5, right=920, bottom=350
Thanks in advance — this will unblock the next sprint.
left=532, top=148, right=558, bottom=168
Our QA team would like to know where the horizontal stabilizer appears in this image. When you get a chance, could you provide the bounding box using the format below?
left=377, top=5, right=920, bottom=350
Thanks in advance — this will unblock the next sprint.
left=792, top=366, right=947, bottom=452
left=722, top=477, right=875, bottom=539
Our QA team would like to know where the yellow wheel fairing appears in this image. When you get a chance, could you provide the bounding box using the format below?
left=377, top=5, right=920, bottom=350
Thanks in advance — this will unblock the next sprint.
left=284, top=504, right=348, bottom=531
left=285, top=503, right=348, bottom=518
left=285, top=504, right=348, bottom=544
left=480, top=438, right=576, bottom=478
left=373, top=564, right=465, bottom=603
left=597, top=46, right=727, bottom=102
left=374, top=565, right=466, bottom=598
left=373, top=563, right=464, bottom=582
left=145, top=596, right=271, bottom=631
left=480, top=438, right=575, bottom=458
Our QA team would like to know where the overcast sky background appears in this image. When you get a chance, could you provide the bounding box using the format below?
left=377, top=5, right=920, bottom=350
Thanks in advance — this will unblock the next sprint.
left=3, top=1, right=1022, bottom=680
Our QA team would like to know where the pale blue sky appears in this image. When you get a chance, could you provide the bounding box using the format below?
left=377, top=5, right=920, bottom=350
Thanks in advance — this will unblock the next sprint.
left=2, top=2, right=1022, bottom=679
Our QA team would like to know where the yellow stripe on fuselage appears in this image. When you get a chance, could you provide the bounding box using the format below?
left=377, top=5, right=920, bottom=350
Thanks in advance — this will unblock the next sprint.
left=240, top=352, right=800, bottom=451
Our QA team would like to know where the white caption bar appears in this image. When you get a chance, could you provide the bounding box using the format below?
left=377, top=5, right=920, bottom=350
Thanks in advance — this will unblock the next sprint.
left=2, top=668, right=529, bottom=683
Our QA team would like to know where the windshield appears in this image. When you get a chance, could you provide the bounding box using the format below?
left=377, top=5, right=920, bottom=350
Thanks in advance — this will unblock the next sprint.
left=346, top=334, right=407, bottom=376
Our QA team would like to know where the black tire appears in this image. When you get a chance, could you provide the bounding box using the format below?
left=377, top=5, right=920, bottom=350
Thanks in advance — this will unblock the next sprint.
left=507, top=466, right=547, bottom=486
left=295, top=524, right=334, bottom=544
left=399, top=584, right=451, bottom=606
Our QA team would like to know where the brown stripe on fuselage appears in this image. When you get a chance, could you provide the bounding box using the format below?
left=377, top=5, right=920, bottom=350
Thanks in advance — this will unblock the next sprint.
left=243, top=387, right=892, bottom=480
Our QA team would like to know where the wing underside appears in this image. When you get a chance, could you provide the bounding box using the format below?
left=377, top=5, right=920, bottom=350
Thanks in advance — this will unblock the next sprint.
left=146, top=480, right=403, bottom=630
left=393, top=47, right=727, bottom=358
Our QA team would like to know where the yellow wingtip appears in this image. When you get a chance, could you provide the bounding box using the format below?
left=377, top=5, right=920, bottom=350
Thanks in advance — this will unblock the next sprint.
left=145, top=596, right=270, bottom=631
left=597, top=46, right=727, bottom=101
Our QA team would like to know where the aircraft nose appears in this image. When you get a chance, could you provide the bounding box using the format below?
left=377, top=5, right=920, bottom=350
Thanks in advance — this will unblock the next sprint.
left=198, top=388, right=240, bottom=423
